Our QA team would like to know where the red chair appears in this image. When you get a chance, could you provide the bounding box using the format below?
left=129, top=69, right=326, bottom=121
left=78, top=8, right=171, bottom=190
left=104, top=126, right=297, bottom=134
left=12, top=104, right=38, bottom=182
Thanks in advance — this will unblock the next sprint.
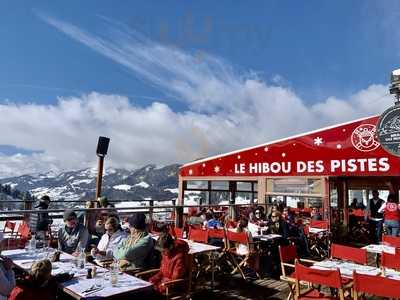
left=381, top=251, right=400, bottom=270
left=5, top=222, right=30, bottom=250
left=352, top=271, right=400, bottom=299
left=331, top=243, right=367, bottom=265
left=207, top=228, right=225, bottom=240
left=188, top=228, right=208, bottom=244
left=226, top=230, right=260, bottom=280
left=173, top=227, right=184, bottom=239
left=2, top=220, right=16, bottom=237
left=382, top=235, right=400, bottom=248
left=310, top=219, right=329, bottom=230
left=295, top=262, right=345, bottom=299
left=279, top=244, right=317, bottom=300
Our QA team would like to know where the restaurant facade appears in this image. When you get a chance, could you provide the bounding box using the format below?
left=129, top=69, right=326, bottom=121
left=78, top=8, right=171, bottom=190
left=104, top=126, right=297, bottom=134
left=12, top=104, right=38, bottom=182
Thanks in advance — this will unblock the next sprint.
left=177, top=115, right=400, bottom=228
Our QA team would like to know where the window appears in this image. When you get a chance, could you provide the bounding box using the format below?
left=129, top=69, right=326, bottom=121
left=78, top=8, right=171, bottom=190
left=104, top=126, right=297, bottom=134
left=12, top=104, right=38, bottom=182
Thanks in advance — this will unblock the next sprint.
left=186, top=180, right=208, bottom=190
left=267, top=177, right=323, bottom=195
left=211, top=181, right=229, bottom=190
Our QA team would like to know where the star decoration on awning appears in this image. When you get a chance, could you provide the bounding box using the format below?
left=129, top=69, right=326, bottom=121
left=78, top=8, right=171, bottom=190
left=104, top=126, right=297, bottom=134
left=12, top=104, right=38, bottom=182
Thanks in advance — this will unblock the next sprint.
left=314, top=137, right=323, bottom=146
left=214, top=166, right=220, bottom=173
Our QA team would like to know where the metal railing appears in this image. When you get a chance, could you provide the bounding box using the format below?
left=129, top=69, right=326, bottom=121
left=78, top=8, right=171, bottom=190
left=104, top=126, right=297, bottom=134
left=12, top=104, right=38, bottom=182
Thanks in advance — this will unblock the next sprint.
left=0, top=202, right=253, bottom=226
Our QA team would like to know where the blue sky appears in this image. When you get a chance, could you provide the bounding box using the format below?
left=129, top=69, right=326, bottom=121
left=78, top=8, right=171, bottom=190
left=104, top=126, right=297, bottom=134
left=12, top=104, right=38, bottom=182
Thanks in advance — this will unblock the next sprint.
left=0, top=1, right=398, bottom=177
left=0, top=1, right=397, bottom=105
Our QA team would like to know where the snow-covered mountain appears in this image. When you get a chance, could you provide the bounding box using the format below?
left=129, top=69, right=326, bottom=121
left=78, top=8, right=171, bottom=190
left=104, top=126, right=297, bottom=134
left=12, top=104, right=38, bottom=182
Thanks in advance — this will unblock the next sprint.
left=0, top=164, right=180, bottom=204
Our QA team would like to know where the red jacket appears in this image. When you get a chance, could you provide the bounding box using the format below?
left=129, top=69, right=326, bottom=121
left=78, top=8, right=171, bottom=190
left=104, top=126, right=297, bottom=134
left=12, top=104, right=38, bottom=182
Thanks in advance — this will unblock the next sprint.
left=8, top=279, right=56, bottom=300
left=150, top=239, right=189, bottom=293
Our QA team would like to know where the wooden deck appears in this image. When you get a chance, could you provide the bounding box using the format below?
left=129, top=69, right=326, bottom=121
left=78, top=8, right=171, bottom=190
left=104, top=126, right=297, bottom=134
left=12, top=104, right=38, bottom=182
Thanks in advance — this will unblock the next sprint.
left=192, top=274, right=290, bottom=300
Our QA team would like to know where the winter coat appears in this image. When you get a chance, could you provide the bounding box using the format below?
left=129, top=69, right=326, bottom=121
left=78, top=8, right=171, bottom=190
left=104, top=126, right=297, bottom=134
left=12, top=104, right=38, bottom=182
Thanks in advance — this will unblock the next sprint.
left=113, top=232, right=154, bottom=270
left=0, top=261, right=15, bottom=300
left=149, top=239, right=189, bottom=293
left=57, top=223, right=89, bottom=254
left=7, top=277, right=57, bottom=300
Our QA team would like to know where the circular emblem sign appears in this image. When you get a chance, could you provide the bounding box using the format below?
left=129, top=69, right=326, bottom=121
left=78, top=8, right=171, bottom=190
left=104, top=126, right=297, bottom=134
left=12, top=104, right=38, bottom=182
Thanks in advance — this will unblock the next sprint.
left=377, top=105, right=400, bottom=157
left=351, top=124, right=380, bottom=152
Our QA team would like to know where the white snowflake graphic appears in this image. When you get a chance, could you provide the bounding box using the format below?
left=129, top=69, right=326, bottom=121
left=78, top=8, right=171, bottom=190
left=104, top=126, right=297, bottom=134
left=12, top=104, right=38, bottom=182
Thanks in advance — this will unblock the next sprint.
left=314, top=137, right=323, bottom=146
left=188, top=169, right=193, bottom=175
left=214, top=166, right=220, bottom=173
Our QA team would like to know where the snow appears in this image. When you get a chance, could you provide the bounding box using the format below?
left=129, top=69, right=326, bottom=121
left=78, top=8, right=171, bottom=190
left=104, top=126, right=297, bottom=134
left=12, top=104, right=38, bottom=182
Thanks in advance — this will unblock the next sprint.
left=113, top=184, right=132, bottom=191
left=72, top=179, right=93, bottom=185
left=134, top=181, right=150, bottom=188
left=67, top=176, right=75, bottom=181
left=3, top=182, right=18, bottom=189
left=164, top=188, right=178, bottom=194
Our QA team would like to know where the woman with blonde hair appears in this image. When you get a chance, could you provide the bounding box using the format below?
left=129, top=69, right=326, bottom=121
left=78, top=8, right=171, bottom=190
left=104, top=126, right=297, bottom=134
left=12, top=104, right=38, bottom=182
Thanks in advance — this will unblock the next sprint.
left=8, top=259, right=56, bottom=300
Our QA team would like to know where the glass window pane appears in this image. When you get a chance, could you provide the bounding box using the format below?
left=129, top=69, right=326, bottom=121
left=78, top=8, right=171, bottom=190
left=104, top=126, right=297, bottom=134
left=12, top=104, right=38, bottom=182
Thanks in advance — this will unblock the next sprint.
left=186, top=180, right=208, bottom=189
left=235, top=192, right=253, bottom=204
left=267, top=178, right=323, bottom=195
left=236, top=182, right=252, bottom=191
left=210, top=191, right=229, bottom=205
left=211, top=181, right=229, bottom=190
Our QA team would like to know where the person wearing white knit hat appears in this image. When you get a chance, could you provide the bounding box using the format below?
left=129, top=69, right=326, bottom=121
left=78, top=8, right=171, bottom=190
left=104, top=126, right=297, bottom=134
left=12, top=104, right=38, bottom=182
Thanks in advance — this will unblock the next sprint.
left=0, top=232, right=16, bottom=300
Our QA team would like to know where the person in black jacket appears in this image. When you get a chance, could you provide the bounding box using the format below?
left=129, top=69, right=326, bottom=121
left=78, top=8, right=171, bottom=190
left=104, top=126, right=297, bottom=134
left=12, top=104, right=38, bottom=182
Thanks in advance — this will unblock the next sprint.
left=30, top=196, right=52, bottom=241
left=369, top=190, right=384, bottom=243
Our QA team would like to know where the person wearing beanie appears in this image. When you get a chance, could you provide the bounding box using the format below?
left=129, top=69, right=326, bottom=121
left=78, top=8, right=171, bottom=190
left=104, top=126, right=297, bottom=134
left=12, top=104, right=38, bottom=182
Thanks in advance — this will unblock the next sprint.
left=57, top=209, right=89, bottom=255
left=0, top=233, right=16, bottom=300
left=113, top=212, right=154, bottom=271
left=8, top=259, right=56, bottom=300
left=29, top=195, right=52, bottom=238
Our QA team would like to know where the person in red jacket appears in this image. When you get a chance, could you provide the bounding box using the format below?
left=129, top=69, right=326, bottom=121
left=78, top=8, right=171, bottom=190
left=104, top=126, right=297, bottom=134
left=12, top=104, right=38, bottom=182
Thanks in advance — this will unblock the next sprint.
left=8, top=259, right=56, bottom=300
left=378, top=193, right=400, bottom=237
left=150, top=232, right=189, bottom=293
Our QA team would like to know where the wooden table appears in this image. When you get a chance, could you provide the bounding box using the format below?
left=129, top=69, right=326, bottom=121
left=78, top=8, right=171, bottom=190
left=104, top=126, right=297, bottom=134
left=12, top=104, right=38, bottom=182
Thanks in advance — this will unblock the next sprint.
left=2, top=249, right=153, bottom=299
left=362, top=244, right=396, bottom=255
left=252, top=233, right=282, bottom=242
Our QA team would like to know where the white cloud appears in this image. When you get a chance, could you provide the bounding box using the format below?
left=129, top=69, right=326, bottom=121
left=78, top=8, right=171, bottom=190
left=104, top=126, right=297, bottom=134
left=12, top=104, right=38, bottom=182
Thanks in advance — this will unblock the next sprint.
left=0, top=15, right=393, bottom=178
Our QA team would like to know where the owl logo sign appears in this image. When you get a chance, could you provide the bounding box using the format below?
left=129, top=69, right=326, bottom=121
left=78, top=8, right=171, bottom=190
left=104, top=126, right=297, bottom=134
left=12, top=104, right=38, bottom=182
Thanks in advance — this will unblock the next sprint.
left=351, top=124, right=380, bottom=152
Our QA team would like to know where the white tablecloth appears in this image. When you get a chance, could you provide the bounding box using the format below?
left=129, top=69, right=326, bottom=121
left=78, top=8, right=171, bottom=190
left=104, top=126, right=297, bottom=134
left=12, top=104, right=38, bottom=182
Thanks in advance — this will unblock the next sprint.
left=362, top=244, right=396, bottom=254
left=2, top=249, right=152, bottom=299
left=309, top=227, right=328, bottom=234
left=252, top=233, right=282, bottom=241
left=313, top=259, right=381, bottom=278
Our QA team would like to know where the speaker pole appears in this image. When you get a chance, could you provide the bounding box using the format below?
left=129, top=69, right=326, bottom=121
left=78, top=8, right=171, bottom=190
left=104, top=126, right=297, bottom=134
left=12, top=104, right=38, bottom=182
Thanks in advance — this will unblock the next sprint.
left=95, top=155, right=105, bottom=200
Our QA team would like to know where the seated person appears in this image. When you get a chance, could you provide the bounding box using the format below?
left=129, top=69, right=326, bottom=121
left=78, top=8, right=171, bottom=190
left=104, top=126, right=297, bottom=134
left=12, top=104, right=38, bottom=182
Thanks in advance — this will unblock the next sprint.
left=58, top=210, right=89, bottom=255
left=149, top=232, right=189, bottom=293
left=114, top=213, right=154, bottom=271
left=310, top=207, right=322, bottom=221
left=205, top=212, right=223, bottom=229
left=91, top=216, right=127, bottom=260
left=0, top=233, right=16, bottom=300
left=232, top=218, right=253, bottom=256
left=187, top=208, right=203, bottom=226
left=267, top=211, right=289, bottom=239
left=8, top=259, right=56, bottom=300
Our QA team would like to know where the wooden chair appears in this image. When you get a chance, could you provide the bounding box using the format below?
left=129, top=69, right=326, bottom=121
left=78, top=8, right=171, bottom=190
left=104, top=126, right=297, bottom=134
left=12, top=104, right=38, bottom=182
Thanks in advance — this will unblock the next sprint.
left=188, top=228, right=208, bottom=244
left=382, top=234, right=400, bottom=248
left=226, top=230, right=260, bottom=280
left=2, top=220, right=16, bottom=237
left=137, top=252, right=193, bottom=300
left=279, top=244, right=317, bottom=300
left=330, top=243, right=368, bottom=265
left=170, top=226, right=184, bottom=239
left=294, top=261, right=345, bottom=300
left=381, top=251, right=400, bottom=271
left=310, top=219, right=329, bottom=230
left=352, top=271, right=400, bottom=299
left=7, top=222, right=31, bottom=249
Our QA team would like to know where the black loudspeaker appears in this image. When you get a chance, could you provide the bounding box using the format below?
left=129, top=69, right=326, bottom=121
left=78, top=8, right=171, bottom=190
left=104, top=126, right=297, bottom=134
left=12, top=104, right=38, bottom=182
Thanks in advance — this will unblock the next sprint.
left=96, top=136, right=110, bottom=156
